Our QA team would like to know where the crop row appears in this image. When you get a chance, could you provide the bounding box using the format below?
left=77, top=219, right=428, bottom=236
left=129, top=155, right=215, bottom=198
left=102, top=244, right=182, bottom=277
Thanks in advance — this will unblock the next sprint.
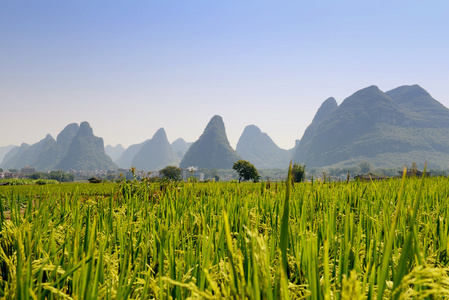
left=1, top=171, right=449, bottom=299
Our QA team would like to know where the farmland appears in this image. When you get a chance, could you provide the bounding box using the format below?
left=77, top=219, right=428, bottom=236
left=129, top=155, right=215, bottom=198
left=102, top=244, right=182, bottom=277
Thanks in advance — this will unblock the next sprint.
left=1, top=172, right=449, bottom=299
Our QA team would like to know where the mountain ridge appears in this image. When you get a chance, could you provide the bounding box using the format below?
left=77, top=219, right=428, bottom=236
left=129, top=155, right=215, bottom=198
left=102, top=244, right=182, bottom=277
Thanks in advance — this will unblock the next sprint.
left=293, top=84, right=449, bottom=169
left=3, top=84, right=449, bottom=171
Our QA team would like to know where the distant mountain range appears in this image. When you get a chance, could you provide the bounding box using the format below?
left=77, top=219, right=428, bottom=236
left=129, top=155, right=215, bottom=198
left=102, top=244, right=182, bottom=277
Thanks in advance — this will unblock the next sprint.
left=105, top=144, right=125, bottom=161
left=1, top=122, right=117, bottom=172
left=3, top=84, right=449, bottom=172
left=0, top=145, right=17, bottom=165
left=113, top=134, right=190, bottom=170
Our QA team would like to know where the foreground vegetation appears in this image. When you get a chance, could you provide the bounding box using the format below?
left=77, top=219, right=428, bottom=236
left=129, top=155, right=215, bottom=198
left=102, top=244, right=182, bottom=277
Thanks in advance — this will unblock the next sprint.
left=0, top=170, right=449, bottom=299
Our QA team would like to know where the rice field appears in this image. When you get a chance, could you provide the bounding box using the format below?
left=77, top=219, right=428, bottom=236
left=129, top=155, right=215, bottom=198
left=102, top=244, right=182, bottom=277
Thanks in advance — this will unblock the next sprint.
left=1, top=168, right=449, bottom=299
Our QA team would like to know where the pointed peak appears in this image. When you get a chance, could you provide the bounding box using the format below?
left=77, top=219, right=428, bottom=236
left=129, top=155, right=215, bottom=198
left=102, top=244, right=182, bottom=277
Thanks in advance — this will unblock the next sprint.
left=322, top=97, right=338, bottom=106
left=312, top=97, right=338, bottom=123
left=204, top=115, right=226, bottom=134
left=153, top=127, right=166, bottom=135
left=57, top=122, right=80, bottom=147
left=344, top=85, right=383, bottom=100
left=63, top=123, right=80, bottom=131
left=79, top=121, right=93, bottom=135
left=210, top=115, right=223, bottom=122
left=354, top=85, right=382, bottom=95
left=44, top=134, right=54, bottom=140
left=243, top=124, right=262, bottom=134
left=152, top=128, right=168, bottom=140
left=171, top=138, right=186, bottom=145
left=180, top=115, right=239, bottom=169
left=339, top=85, right=390, bottom=108
left=237, top=125, right=265, bottom=146
left=207, top=115, right=225, bottom=126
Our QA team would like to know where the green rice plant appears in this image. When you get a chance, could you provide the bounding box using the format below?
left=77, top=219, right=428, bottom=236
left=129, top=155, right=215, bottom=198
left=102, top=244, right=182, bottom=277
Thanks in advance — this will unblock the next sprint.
left=1, top=169, right=449, bottom=298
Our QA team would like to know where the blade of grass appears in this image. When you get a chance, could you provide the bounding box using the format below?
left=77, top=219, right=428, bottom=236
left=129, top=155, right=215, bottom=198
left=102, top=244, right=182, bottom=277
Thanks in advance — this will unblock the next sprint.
left=376, top=166, right=407, bottom=300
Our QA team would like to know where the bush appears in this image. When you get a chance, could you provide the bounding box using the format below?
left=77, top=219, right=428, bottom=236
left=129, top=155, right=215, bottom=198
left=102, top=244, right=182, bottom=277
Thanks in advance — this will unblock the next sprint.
left=292, top=163, right=306, bottom=183
left=34, top=179, right=59, bottom=185
left=0, top=179, right=34, bottom=185
left=160, top=166, right=182, bottom=182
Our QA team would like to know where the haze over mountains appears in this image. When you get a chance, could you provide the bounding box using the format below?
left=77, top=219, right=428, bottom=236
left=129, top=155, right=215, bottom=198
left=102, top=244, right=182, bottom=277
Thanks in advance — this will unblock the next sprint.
left=105, top=144, right=125, bottom=161
left=236, top=125, right=293, bottom=169
left=293, top=85, right=449, bottom=169
left=131, top=128, right=179, bottom=171
left=180, top=115, right=241, bottom=169
left=2, top=84, right=449, bottom=172
left=1, top=122, right=117, bottom=172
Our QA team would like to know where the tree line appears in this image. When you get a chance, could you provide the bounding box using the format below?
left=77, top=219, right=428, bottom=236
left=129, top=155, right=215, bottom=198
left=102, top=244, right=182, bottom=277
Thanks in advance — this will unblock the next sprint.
left=27, top=170, right=75, bottom=182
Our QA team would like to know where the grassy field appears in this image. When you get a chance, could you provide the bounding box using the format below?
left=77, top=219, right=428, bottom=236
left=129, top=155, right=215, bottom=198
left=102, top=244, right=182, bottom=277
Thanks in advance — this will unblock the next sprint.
left=1, top=171, right=449, bottom=299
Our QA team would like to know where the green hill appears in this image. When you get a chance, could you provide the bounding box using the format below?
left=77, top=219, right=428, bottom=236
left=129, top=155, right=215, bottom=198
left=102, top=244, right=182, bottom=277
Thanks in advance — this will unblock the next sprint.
left=180, top=115, right=241, bottom=169
left=56, top=121, right=117, bottom=171
left=2, top=135, right=57, bottom=171
left=293, top=85, right=449, bottom=169
left=131, top=128, right=179, bottom=171
left=1, top=123, right=81, bottom=171
left=236, top=125, right=291, bottom=169
left=171, top=138, right=192, bottom=159
left=116, top=141, right=146, bottom=169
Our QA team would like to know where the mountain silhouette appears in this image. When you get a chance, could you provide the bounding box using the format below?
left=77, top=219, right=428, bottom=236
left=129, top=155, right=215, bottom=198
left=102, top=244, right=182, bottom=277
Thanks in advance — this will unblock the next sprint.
left=0, top=145, right=17, bottom=166
left=180, top=115, right=241, bottom=169
left=293, top=85, right=449, bottom=169
left=171, top=138, right=192, bottom=159
left=55, top=121, right=117, bottom=171
left=236, top=125, right=291, bottom=169
left=115, top=141, right=146, bottom=169
left=105, top=144, right=125, bottom=161
left=131, top=128, right=179, bottom=171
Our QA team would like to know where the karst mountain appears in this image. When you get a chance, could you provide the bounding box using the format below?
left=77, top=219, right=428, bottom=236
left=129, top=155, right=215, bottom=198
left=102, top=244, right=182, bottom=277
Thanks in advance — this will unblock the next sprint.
left=236, top=125, right=291, bottom=169
left=180, top=115, right=241, bottom=169
left=131, top=128, right=179, bottom=171
left=55, top=122, right=117, bottom=171
left=293, top=85, right=449, bottom=169
left=3, top=84, right=449, bottom=172
left=105, top=144, right=125, bottom=161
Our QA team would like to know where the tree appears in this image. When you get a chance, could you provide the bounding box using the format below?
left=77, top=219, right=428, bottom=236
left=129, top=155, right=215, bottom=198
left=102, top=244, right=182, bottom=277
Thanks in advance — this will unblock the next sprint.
left=28, top=172, right=46, bottom=180
left=359, top=161, right=372, bottom=174
left=211, top=168, right=220, bottom=182
left=49, top=170, right=75, bottom=182
left=292, top=163, right=306, bottom=183
left=232, top=160, right=260, bottom=183
left=160, top=166, right=182, bottom=181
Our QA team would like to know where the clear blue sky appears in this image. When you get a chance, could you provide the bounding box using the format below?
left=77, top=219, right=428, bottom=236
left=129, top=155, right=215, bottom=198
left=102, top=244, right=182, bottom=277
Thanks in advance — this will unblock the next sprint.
left=1, top=0, right=448, bottom=149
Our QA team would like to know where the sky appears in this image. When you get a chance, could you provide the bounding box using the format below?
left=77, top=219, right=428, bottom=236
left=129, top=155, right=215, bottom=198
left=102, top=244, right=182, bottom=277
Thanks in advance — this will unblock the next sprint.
left=1, top=0, right=448, bottom=150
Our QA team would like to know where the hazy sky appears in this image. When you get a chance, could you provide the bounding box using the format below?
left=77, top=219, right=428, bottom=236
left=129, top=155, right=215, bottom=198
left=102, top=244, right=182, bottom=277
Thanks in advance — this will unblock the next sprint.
left=1, top=1, right=448, bottom=150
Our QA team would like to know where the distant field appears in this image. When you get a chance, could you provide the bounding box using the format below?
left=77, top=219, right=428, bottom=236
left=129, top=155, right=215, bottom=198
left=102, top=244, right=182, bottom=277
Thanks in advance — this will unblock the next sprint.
left=1, top=175, right=449, bottom=298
